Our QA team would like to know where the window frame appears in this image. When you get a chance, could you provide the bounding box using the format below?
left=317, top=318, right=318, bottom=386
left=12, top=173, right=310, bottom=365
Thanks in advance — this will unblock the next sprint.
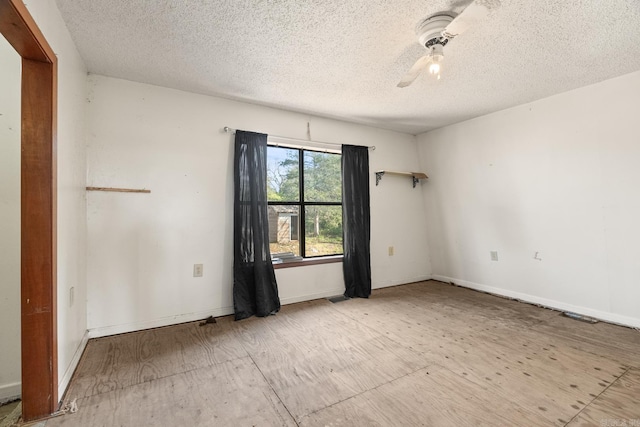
left=267, top=145, right=343, bottom=259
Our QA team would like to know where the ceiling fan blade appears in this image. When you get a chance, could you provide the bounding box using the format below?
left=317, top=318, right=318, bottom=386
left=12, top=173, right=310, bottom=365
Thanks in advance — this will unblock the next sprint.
left=397, top=55, right=431, bottom=88
left=443, top=0, right=500, bottom=39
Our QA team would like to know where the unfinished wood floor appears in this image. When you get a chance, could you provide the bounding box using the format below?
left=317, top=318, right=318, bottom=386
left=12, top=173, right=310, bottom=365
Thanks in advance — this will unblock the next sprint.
left=45, top=281, right=640, bottom=426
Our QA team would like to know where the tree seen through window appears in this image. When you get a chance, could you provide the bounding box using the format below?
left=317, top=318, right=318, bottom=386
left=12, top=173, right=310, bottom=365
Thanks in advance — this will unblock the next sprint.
left=267, top=146, right=342, bottom=258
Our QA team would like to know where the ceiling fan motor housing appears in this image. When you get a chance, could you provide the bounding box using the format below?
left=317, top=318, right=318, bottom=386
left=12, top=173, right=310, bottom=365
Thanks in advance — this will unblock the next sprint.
left=416, top=13, right=455, bottom=48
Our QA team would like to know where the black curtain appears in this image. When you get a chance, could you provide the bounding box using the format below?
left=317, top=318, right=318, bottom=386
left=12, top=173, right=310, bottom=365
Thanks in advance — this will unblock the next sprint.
left=341, top=144, right=371, bottom=298
left=233, top=130, right=280, bottom=320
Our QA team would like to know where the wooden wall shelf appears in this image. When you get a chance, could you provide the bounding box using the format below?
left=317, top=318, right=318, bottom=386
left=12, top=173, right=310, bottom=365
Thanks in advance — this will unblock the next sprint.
left=86, top=187, right=151, bottom=193
left=375, top=171, right=428, bottom=188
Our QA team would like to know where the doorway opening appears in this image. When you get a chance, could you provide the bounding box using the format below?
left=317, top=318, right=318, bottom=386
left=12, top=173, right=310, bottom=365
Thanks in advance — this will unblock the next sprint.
left=0, top=0, right=58, bottom=421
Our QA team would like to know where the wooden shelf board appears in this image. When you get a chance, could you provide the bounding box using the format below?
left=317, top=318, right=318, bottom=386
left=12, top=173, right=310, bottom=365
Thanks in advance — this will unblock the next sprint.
left=86, top=187, right=151, bottom=193
left=376, top=170, right=428, bottom=179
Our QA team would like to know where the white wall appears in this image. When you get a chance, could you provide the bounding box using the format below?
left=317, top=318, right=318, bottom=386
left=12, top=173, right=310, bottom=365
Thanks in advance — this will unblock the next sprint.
left=0, top=36, right=22, bottom=403
left=417, top=70, right=640, bottom=328
left=23, top=0, right=89, bottom=399
left=85, top=75, right=431, bottom=336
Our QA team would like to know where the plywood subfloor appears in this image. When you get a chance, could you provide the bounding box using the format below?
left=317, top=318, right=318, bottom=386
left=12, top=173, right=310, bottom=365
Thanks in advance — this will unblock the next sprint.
left=0, top=401, right=21, bottom=427
left=45, top=281, right=640, bottom=426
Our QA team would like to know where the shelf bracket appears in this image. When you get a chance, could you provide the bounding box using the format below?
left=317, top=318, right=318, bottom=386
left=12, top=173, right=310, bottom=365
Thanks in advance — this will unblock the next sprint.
left=375, top=171, right=385, bottom=186
left=412, top=177, right=419, bottom=188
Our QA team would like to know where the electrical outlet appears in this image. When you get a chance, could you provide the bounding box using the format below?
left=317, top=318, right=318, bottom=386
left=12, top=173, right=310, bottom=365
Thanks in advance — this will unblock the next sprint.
left=490, top=251, right=499, bottom=261
left=193, top=264, right=203, bottom=277
left=388, top=246, right=394, bottom=256
left=69, top=287, right=75, bottom=307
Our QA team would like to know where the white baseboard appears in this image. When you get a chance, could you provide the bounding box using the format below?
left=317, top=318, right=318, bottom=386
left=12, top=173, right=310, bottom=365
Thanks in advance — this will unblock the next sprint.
left=88, top=290, right=344, bottom=339
left=58, top=330, right=89, bottom=400
left=88, top=306, right=235, bottom=339
left=432, top=274, right=640, bottom=329
left=373, top=275, right=432, bottom=290
left=280, top=288, right=346, bottom=305
left=282, top=275, right=433, bottom=302
left=87, top=276, right=434, bottom=339
left=0, top=382, right=21, bottom=404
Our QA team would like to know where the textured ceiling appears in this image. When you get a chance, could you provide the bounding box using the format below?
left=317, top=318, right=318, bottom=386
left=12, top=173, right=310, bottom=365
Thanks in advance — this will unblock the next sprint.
left=56, top=0, right=640, bottom=134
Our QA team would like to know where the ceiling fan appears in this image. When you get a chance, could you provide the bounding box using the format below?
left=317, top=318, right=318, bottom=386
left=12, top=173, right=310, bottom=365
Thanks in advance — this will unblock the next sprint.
left=397, top=0, right=501, bottom=88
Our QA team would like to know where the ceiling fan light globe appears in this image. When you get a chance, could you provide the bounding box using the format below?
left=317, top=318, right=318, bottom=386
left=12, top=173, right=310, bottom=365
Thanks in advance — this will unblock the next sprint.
left=428, top=50, right=443, bottom=78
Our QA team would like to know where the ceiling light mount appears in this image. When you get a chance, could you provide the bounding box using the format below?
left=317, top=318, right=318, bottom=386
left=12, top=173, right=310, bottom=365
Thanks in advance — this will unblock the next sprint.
left=416, top=13, right=455, bottom=48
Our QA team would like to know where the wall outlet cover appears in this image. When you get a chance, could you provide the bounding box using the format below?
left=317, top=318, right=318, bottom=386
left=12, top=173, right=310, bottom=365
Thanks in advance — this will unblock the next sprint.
left=193, top=264, right=203, bottom=277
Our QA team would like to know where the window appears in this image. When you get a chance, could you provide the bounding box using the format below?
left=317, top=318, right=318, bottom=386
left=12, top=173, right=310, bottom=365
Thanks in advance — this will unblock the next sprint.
left=267, top=146, right=342, bottom=258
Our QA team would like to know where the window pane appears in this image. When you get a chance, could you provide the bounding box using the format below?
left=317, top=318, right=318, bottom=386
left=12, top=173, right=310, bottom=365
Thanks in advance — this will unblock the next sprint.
left=304, top=205, right=343, bottom=257
left=268, top=205, right=300, bottom=257
left=267, top=146, right=299, bottom=202
left=303, top=151, right=341, bottom=202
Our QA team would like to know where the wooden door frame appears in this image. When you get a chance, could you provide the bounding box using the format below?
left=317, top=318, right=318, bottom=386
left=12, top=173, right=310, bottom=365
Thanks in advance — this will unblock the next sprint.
left=0, top=0, right=58, bottom=421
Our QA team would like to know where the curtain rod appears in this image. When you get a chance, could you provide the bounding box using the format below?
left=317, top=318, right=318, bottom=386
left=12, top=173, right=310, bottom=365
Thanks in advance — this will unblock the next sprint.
left=223, top=127, right=376, bottom=150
